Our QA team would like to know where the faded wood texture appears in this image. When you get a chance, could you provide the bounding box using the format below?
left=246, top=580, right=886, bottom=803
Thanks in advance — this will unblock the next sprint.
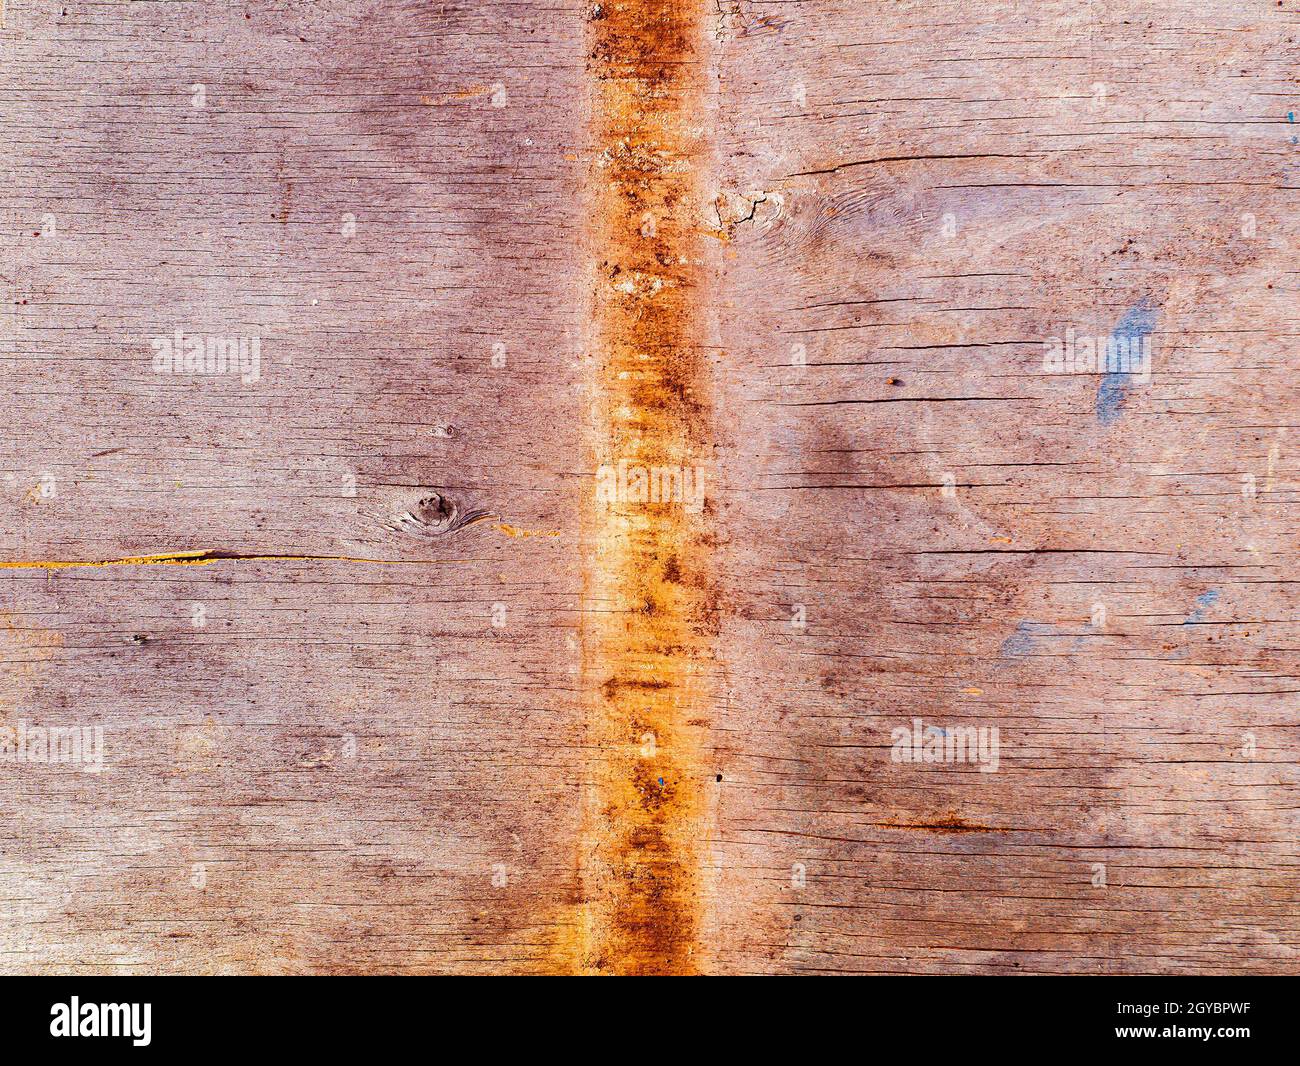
left=0, top=0, right=1296, bottom=974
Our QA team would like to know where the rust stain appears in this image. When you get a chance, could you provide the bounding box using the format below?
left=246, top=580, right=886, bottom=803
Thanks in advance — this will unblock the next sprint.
left=564, top=0, right=716, bottom=975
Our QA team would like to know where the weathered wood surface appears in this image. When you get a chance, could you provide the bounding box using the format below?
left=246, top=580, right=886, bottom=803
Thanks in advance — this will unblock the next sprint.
left=0, top=0, right=1296, bottom=974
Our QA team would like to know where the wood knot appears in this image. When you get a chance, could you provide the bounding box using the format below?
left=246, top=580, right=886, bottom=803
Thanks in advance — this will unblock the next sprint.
left=369, top=492, right=495, bottom=539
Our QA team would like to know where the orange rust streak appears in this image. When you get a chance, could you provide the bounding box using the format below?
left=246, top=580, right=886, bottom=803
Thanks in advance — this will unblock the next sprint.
left=571, top=0, right=715, bottom=975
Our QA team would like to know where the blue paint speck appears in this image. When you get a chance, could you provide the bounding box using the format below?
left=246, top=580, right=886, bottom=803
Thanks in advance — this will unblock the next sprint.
left=658, top=777, right=664, bottom=786
left=999, top=620, right=1055, bottom=659
left=1096, top=296, right=1158, bottom=426
left=1183, top=588, right=1219, bottom=625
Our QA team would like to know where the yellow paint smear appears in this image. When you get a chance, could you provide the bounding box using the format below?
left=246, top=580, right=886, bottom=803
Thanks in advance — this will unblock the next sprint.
left=496, top=523, right=561, bottom=539
left=0, top=550, right=448, bottom=571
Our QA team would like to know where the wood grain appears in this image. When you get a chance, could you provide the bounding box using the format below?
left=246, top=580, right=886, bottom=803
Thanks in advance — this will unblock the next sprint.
left=0, top=0, right=1295, bottom=974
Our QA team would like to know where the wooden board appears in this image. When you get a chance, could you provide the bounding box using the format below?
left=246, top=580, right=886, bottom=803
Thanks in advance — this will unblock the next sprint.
left=0, top=0, right=1295, bottom=974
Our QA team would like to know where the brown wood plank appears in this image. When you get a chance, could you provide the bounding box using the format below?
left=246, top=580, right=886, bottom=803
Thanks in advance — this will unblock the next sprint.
left=0, top=0, right=1295, bottom=974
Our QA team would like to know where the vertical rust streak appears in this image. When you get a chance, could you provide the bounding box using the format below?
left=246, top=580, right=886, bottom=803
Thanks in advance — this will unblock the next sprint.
left=570, top=0, right=714, bottom=974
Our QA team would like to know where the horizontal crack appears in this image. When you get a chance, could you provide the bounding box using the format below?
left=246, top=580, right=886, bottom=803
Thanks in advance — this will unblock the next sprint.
left=0, top=550, right=449, bottom=571
left=0, top=524, right=557, bottom=571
